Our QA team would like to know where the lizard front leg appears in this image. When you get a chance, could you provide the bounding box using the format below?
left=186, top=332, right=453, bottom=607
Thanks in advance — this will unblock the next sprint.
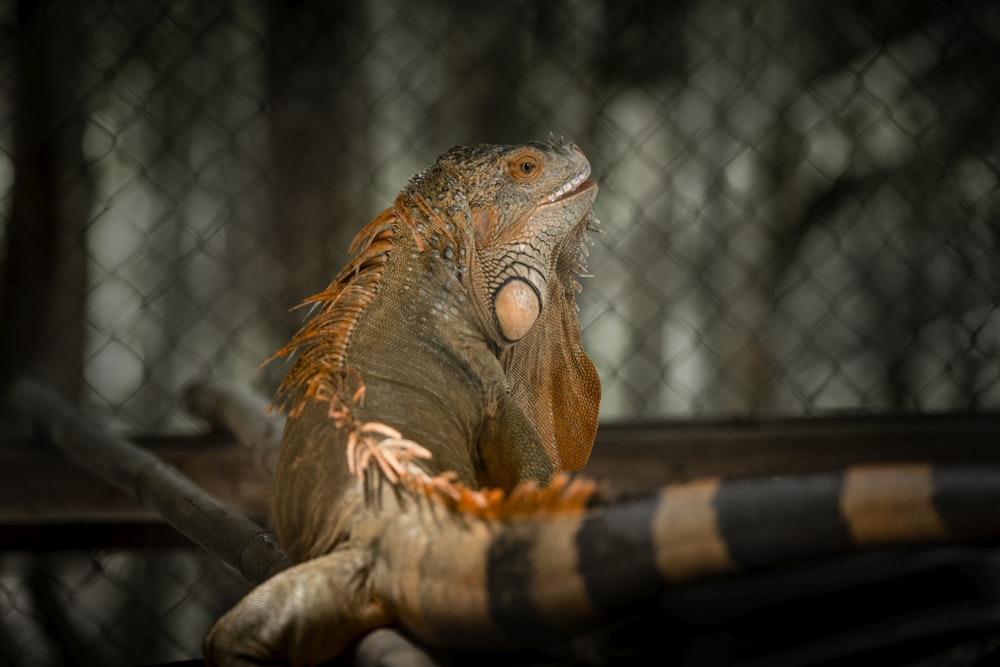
left=476, top=395, right=555, bottom=490
left=204, top=548, right=390, bottom=666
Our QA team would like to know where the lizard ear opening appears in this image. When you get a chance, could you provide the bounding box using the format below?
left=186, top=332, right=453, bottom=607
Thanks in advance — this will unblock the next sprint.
left=499, top=277, right=600, bottom=472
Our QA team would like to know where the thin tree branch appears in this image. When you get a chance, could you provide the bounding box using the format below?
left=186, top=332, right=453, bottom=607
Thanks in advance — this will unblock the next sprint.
left=184, top=378, right=285, bottom=478
left=7, top=375, right=289, bottom=585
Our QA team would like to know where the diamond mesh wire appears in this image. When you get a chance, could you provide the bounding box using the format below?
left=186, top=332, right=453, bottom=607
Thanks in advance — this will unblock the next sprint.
left=1, top=0, right=998, bottom=663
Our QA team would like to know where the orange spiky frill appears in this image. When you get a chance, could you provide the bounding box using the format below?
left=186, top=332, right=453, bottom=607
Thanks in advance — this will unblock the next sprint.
left=265, top=205, right=424, bottom=418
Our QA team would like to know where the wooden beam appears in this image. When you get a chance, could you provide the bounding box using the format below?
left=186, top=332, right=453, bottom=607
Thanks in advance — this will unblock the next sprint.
left=5, top=410, right=999, bottom=524
left=0, top=430, right=272, bottom=523
left=589, top=413, right=1000, bottom=484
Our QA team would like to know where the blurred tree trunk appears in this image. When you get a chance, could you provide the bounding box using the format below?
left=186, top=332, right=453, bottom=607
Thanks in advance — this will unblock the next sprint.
left=0, top=0, right=93, bottom=399
left=263, top=0, right=374, bottom=354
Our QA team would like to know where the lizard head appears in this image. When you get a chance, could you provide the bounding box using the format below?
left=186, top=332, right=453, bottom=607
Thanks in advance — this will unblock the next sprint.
left=268, top=140, right=600, bottom=467
left=404, top=138, right=601, bottom=472
left=434, top=138, right=598, bottom=344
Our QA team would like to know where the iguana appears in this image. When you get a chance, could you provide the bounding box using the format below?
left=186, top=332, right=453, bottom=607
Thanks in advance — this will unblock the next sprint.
left=204, top=139, right=1000, bottom=666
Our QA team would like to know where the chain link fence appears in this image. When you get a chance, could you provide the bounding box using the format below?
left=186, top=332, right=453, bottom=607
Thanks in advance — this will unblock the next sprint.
left=1, top=0, right=998, bottom=664
left=1, top=548, right=246, bottom=665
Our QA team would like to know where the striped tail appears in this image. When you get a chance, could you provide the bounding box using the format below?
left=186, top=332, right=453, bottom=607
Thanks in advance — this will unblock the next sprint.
left=376, top=462, right=1000, bottom=649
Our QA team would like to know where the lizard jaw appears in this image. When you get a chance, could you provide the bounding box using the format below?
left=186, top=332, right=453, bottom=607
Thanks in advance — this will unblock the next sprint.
left=543, top=167, right=595, bottom=205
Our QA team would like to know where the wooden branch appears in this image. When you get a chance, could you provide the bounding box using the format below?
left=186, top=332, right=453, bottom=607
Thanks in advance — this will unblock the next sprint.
left=184, top=377, right=285, bottom=477
left=7, top=375, right=290, bottom=584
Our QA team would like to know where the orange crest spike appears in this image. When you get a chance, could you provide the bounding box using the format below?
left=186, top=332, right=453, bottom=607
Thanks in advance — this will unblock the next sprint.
left=264, top=208, right=404, bottom=417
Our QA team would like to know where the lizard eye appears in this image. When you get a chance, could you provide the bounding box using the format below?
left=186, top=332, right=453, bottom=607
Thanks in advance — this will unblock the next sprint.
left=507, top=152, right=543, bottom=182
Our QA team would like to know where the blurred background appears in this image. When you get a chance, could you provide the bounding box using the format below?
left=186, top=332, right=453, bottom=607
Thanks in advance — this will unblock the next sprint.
left=1, top=0, right=998, bottom=664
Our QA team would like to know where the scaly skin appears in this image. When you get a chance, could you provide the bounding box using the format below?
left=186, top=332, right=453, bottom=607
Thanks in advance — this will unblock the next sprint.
left=205, top=139, right=603, bottom=664
left=270, top=139, right=602, bottom=560
left=204, top=141, right=1000, bottom=666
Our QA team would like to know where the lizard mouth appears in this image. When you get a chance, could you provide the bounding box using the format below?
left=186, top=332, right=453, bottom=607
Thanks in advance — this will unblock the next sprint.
left=544, top=168, right=596, bottom=204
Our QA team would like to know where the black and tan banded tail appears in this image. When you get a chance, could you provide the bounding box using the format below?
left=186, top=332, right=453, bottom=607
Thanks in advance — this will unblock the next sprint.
left=376, top=462, right=1000, bottom=649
